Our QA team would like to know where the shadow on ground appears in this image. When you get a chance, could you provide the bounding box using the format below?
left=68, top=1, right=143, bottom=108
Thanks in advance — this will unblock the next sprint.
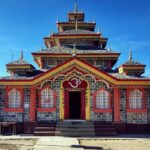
left=72, top=145, right=105, bottom=150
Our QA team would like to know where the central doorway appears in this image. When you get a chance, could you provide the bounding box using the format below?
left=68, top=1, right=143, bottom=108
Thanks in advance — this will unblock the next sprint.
left=69, top=91, right=81, bottom=119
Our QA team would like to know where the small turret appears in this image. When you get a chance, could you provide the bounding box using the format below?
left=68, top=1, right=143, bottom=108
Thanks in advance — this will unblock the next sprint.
left=118, top=50, right=146, bottom=76
left=68, top=3, right=84, bottom=22
left=6, top=51, right=35, bottom=75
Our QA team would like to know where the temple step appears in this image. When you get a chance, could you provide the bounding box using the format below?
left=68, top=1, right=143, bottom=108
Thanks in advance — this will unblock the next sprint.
left=34, top=123, right=56, bottom=136
left=35, top=127, right=55, bottom=131
left=55, top=121, right=95, bottom=137
left=34, top=121, right=117, bottom=136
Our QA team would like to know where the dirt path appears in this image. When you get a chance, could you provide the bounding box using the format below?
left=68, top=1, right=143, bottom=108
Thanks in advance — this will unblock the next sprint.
left=79, top=138, right=150, bottom=150
left=0, top=138, right=37, bottom=150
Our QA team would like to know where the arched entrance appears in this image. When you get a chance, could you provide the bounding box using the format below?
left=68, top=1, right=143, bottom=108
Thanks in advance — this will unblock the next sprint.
left=60, top=76, right=90, bottom=121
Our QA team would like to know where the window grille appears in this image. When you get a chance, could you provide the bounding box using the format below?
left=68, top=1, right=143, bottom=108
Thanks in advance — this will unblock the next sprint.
left=41, top=88, right=54, bottom=108
left=96, top=89, right=109, bottom=109
left=129, top=89, right=142, bottom=109
left=8, top=89, right=21, bottom=108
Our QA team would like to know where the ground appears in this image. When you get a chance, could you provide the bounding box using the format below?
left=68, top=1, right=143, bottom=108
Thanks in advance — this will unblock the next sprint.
left=0, top=138, right=37, bottom=150
left=79, top=138, right=150, bottom=150
left=0, top=136, right=150, bottom=150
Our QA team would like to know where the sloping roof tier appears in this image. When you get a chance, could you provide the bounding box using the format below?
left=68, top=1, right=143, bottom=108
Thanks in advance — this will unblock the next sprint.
left=33, top=46, right=119, bottom=54
left=57, top=22, right=96, bottom=32
left=119, top=59, right=146, bottom=76
left=119, top=64, right=145, bottom=76
left=44, top=32, right=107, bottom=48
left=68, top=12, right=84, bottom=22
left=32, top=46, right=120, bottom=68
left=6, top=58, right=35, bottom=75
left=7, top=59, right=29, bottom=65
left=1, top=58, right=150, bottom=86
left=57, top=22, right=95, bottom=25
left=54, top=29, right=99, bottom=35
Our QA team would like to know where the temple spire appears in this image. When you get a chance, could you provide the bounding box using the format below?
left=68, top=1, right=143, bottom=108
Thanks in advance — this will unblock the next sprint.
left=20, top=50, right=23, bottom=59
left=129, top=49, right=132, bottom=61
left=74, top=3, right=78, bottom=12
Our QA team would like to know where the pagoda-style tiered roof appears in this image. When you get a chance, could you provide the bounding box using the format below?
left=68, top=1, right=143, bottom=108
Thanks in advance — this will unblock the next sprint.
left=1, top=58, right=150, bottom=82
left=3, top=4, right=147, bottom=82
left=44, top=29, right=107, bottom=48
left=57, top=22, right=96, bottom=32
left=6, top=51, right=35, bottom=75
left=44, top=4, right=107, bottom=49
left=67, top=3, right=84, bottom=22
left=32, top=45, right=120, bottom=69
left=33, top=46, right=118, bottom=53
left=57, top=5, right=96, bottom=32
left=54, top=29, right=99, bottom=35
left=118, top=50, right=146, bottom=76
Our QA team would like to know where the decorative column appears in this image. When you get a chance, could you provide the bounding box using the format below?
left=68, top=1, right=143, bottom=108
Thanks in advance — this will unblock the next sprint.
left=114, top=86, right=121, bottom=122
left=59, top=87, right=64, bottom=120
left=29, top=87, right=36, bottom=122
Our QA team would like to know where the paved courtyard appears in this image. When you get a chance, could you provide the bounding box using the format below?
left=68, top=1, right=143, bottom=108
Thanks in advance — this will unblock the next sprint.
left=0, top=135, right=150, bottom=150
left=0, top=136, right=83, bottom=150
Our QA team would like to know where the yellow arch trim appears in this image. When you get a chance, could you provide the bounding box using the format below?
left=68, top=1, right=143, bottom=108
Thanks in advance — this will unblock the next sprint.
left=59, top=74, right=90, bottom=121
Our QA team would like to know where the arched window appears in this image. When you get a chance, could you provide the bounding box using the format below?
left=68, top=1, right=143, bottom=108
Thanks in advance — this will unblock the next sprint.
left=96, top=89, right=109, bottom=109
left=129, top=89, right=142, bottom=109
left=41, top=88, right=54, bottom=108
left=8, top=89, right=21, bottom=108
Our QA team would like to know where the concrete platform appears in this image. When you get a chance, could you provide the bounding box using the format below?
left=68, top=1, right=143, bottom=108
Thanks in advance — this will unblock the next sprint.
left=34, top=137, right=83, bottom=150
left=0, top=136, right=84, bottom=150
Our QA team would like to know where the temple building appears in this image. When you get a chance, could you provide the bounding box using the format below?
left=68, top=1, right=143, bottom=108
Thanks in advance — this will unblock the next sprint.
left=0, top=5, right=150, bottom=136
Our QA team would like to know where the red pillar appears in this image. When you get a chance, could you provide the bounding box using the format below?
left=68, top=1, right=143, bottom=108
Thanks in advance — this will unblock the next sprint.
left=114, top=87, right=121, bottom=122
left=29, top=87, right=36, bottom=122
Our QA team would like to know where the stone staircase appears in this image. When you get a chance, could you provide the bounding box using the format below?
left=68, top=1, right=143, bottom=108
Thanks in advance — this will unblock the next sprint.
left=55, top=120, right=95, bottom=137
left=34, top=123, right=56, bottom=136
left=34, top=121, right=117, bottom=136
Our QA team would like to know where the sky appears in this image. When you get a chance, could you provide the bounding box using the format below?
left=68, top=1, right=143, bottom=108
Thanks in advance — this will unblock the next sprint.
left=0, top=0, right=150, bottom=76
